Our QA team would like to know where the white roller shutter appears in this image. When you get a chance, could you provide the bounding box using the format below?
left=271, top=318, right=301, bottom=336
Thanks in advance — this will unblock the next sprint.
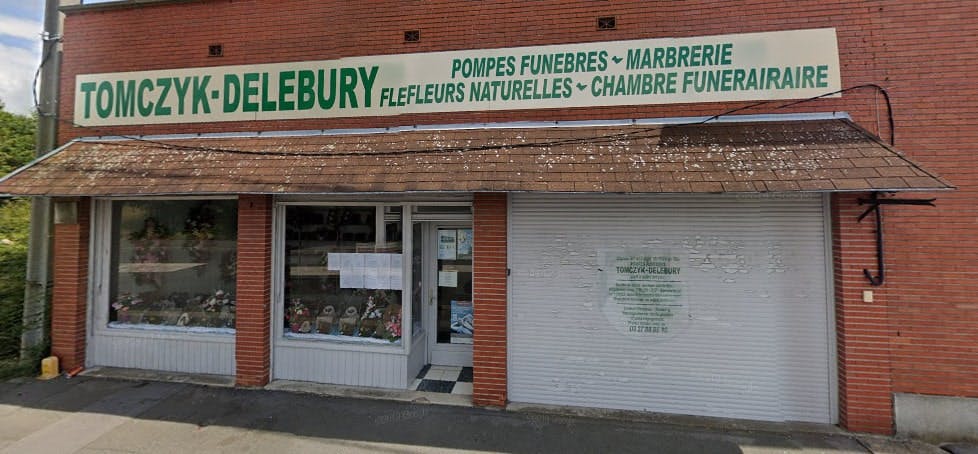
left=508, top=193, right=833, bottom=423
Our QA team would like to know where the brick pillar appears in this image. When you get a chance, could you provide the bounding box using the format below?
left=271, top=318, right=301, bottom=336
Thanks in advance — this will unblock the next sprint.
left=51, top=198, right=90, bottom=371
left=832, top=193, right=894, bottom=434
left=235, top=195, right=272, bottom=387
left=472, top=192, right=508, bottom=407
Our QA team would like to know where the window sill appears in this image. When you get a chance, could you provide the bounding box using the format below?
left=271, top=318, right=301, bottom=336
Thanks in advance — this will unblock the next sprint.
left=96, top=323, right=235, bottom=343
left=278, top=332, right=405, bottom=353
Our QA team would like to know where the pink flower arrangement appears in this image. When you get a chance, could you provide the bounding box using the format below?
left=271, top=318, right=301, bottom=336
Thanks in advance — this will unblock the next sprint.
left=384, top=315, right=402, bottom=340
left=112, top=293, right=143, bottom=323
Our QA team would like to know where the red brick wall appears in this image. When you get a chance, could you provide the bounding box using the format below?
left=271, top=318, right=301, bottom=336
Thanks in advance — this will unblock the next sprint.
left=870, top=3, right=978, bottom=402
left=832, top=192, right=893, bottom=434
left=58, top=0, right=893, bottom=141
left=235, top=195, right=272, bottom=387
left=57, top=0, right=978, bottom=432
left=51, top=198, right=90, bottom=371
left=472, top=192, right=508, bottom=407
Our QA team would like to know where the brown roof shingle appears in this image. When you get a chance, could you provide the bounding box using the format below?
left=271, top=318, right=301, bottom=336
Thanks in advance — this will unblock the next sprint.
left=0, top=119, right=953, bottom=196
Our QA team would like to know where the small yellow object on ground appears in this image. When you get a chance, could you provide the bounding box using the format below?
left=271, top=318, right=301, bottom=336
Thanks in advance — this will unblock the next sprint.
left=38, top=356, right=59, bottom=380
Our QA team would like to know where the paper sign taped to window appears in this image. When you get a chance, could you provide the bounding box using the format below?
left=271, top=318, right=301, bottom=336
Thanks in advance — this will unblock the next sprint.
left=389, top=254, right=403, bottom=290
left=438, top=271, right=458, bottom=287
left=438, top=230, right=457, bottom=260
left=326, top=252, right=344, bottom=271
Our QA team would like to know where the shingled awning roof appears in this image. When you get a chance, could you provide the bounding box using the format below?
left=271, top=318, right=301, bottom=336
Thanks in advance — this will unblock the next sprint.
left=0, top=118, right=953, bottom=196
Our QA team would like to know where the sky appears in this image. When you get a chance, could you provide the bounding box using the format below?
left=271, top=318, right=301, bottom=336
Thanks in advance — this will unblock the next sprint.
left=0, top=0, right=44, bottom=115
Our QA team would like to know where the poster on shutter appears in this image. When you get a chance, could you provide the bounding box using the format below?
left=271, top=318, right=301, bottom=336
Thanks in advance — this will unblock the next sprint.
left=600, top=251, right=690, bottom=339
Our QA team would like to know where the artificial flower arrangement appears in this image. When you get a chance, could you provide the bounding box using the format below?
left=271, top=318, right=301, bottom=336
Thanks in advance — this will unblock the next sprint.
left=111, top=289, right=239, bottom=329
left=111, top=292, right=144, bottom=323
left=184, top=220, right=214, bottom=262
left=201, top=289, right=231, bottom=312
left=200, top=289, right=236, bottom=328
left=286, top=298, right=313, bottom=333
left=283, top=289, right=402, bottom=341
left=183, top=202, right=223, bottom=265
left=359, top=296, right=384, bottom=337
left=183, top=220, right=214, bottom=263
left=129, top=217, right=170, bottom=287
left=130, top=217, right=169, bottom=261
left=384, top=312, right=402, bottom=342
left=220, top=251, right=237, bottom=283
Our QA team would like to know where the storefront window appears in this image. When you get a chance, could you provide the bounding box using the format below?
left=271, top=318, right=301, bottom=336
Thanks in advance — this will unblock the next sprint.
left=109, top=199, right=238, bottom=333
left=284, top=205, right=403, bottom=344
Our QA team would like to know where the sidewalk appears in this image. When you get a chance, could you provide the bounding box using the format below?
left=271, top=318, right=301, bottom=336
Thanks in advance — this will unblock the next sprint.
left=0, top=374, right=945, bottom=454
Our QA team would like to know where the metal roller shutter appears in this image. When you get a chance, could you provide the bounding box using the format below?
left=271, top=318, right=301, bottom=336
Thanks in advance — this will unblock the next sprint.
left=508, top=193, right=833, bottom=423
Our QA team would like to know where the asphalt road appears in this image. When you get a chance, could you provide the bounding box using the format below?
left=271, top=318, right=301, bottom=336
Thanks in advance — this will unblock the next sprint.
left=0, top=375, right=940, bottom=453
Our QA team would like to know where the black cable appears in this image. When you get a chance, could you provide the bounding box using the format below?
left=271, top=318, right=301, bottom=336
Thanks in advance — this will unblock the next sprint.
left=32, top=34, right=60, bottom=117
left=775, top=84, right=894, bottom=145
left=50, top=83, right=895, bottom=158
left=697, top=100, right=773, bottom=125
left=56, top=116, right=667, bottom=158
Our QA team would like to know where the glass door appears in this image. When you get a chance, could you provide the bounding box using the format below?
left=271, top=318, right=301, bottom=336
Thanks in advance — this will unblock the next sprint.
left=426, top=224, right=474, bottom=367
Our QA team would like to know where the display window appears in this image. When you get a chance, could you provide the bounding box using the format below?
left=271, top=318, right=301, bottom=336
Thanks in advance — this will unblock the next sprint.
left=284, top=205, right=404, bottom=344
left=108, top=199, right=238, bottom=333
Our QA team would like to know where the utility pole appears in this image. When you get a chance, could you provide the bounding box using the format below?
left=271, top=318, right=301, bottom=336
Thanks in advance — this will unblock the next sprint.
left=21, top=0, right=63, bottom=357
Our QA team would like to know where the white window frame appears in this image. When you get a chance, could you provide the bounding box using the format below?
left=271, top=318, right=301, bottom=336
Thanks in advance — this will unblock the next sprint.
left=272, top=201, right=413, bottom=354
left=89, top=196, right=239, bottom=344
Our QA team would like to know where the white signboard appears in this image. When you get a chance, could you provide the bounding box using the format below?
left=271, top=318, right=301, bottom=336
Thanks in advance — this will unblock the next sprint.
left=74, top=28, right=840, bottom=126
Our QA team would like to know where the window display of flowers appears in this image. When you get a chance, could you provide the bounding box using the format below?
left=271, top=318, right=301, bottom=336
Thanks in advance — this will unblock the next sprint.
left=201, top=289, right=231, bottom=312
left=183, top=203, right=218, bottom=263
left=220, top=251, right=237, bottom=282
left=111, top=293, right=144, bottom=323
left=286, top=298, right=312, bottom=333
left=129, top=217, right=170, bottom=287
left=384, top=314, right=402, bottom=342
left=199, top=290, right=235, bottom=328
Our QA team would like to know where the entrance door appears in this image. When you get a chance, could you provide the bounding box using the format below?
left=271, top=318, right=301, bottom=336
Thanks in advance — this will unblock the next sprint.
left=423, top=224, right=474, bottom=367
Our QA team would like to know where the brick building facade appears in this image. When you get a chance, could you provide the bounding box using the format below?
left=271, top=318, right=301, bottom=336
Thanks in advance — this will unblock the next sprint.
left=1, top=0, right=975, bottom=439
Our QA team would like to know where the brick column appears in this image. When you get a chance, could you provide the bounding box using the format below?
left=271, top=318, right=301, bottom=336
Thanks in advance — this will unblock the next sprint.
left=235, top=195, right=272, bottom=387
left=51, top=198, right=90, bottom=371
left=832, top=193, right=894, bottom=434
left=472, top=192, right=508, bottom=407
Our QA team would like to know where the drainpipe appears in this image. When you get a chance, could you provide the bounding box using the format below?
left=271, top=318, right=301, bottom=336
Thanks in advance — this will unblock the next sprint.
left=21, top=0, right=64, bottom=357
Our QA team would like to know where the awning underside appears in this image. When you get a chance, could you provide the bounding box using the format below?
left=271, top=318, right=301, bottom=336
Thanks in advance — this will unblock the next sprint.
left=0, top=119, right=953, bottom=196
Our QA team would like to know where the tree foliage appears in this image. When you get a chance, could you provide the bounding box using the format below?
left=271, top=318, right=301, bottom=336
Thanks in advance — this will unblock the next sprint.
left=0, top=199, right=30, bottom=360
left=0, top=104, right=37, bottom=176
left=0, top=100, right=37, bottom=364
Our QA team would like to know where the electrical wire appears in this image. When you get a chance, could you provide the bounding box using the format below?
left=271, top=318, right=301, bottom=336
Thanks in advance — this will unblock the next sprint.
left=50, top=84, right=896, bottom=159
left=775, top=84, right=893, bottom=145
left=32, top=33, right=60, bottom=117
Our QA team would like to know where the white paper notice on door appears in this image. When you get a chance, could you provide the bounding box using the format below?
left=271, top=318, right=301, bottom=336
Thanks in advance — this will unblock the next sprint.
left=439, top=270, right=458, bottom=287
left=438, top=229, right=457, bottom=260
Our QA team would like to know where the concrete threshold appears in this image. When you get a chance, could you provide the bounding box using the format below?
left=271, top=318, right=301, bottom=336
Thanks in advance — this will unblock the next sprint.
left=266, top=380, right=474, bottom=408
left=81, top=366, right=235, bottom=387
